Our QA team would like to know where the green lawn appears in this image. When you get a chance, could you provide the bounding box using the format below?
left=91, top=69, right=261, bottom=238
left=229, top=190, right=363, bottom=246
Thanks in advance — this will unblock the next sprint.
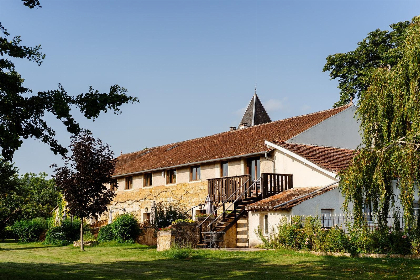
left=1, top=241, right=419, bottom=279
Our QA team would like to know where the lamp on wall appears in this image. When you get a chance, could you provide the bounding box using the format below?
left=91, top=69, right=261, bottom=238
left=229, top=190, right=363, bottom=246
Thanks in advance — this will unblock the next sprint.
left=145, top=207, right=149, bottom=213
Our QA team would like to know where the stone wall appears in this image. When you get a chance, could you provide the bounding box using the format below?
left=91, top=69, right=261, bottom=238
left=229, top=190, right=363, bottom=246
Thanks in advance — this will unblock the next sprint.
left=171, top=222, right=199, bottom=248
left=137, top=227, right=157, bottom=246
left=101, top=181, right=207, bottom=223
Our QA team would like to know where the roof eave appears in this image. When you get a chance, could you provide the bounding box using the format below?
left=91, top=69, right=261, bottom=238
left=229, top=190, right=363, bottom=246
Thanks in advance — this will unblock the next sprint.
left=113, top=151, right=267, bottom=178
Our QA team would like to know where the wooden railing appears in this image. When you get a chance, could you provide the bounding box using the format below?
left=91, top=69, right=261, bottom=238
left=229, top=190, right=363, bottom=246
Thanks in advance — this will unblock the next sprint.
left=208, top=173, right=293, bottom=204
left=208, top=175, right=250, bottom=205
left=261, top=173, right=293, bottom=199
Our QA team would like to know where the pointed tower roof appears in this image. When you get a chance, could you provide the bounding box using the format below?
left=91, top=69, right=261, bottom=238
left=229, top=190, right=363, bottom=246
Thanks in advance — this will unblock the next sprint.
left=239, top=91, right=272, bottom=128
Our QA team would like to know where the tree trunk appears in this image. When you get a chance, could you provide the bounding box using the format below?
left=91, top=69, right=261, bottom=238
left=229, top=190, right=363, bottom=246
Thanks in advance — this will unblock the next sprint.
left=80, top=217, right=84, bottom=251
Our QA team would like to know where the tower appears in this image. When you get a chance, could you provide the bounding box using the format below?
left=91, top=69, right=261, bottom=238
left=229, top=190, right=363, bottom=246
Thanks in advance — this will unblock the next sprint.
left=238, top=91, right=271, bottom=129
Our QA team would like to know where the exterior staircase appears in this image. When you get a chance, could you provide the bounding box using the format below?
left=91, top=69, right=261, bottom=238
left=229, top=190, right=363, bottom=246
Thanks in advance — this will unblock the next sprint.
left=198, top=173, right=293, bottom=248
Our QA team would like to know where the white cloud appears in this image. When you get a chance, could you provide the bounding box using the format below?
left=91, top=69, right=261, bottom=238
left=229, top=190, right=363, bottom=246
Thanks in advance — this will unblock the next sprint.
left=264, top=97, right=288, bottom=112
left=300, top=104, right=311, bottom=112
left=234, top=106, right=248, bottom=117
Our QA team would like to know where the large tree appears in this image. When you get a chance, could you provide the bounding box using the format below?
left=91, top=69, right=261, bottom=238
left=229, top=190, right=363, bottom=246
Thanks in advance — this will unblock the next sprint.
left=0, top=164, right=59, bottom=237
left=339, top=16, right=420, bottom=230
left=323, top=20, right=410, bottom=107
left=0, top=1, right=137, bottom=163
left=54, top=131, right=116, bottom=251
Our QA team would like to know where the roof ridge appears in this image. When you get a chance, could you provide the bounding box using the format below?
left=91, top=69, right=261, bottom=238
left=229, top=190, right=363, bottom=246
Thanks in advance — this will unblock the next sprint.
left=118, top=104, right=351, bottom=159
left=281, top=142, right=356, bottom=152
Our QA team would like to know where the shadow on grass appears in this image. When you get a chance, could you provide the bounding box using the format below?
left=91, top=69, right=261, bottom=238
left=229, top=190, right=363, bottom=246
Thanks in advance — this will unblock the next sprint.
left=1, top=252, right=419, bottom=280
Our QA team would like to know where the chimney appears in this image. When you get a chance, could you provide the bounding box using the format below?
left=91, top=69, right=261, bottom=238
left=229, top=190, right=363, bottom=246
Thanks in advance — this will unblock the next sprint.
left=238, top=123, right=248, bottom=130
left=230, top=127, right=237, bottom=131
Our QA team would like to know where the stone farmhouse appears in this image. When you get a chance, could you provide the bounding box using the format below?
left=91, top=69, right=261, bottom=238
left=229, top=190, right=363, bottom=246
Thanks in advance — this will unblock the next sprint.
left=106, top=94, right=363, bottom=247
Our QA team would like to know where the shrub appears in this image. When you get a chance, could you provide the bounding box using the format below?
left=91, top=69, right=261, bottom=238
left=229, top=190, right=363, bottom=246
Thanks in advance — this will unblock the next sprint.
left=111, top=214, right=140, bottom=243
left=97, top=224, right=114, bottom=242
left=273, top=216, right=306, bottom=250
left=153, top=202, right=189, bottom=229
left=44, top=218, right=86, bottom=246
left=322, top=226, right=349, bottom=252
left=12, top=218, right=48, bottom=242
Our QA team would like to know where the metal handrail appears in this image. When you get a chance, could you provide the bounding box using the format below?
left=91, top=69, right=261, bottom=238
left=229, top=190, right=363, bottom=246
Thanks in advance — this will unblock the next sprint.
left=207, top=177, right=261, bottom=230
left=197, top=177, right=251, bottom=228
left=183, top=203, right=204, bottom=217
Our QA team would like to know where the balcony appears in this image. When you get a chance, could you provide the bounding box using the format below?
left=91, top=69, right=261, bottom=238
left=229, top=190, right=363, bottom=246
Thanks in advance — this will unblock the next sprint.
left=207, top=173, right=293, bottom=205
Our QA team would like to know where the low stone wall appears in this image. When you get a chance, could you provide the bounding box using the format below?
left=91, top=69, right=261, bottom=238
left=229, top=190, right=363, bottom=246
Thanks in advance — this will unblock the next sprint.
left=156, top=222, right=200, bottom=251
left=172, top=222, right=199, bottom=247
left=137, top=227, right=157, bottom=246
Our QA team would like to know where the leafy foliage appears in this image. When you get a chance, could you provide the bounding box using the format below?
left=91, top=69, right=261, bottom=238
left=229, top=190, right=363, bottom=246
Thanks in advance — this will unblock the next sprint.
left=153, top=202, right=189, bottom=229
left=110, top=214, right=140, bottom=243
left=0, top=2, right=137, bottom=162
left=97, top=224, right=114, bottom=242
left=339, top=16, right=420, bottom=229
left=0, top=167, right=59, bottom=238
left=54, top=131, right=116, bottom=250
left=11, top=217, right=48, bottom=242
left=54, top=131, right=116, bottom=220
left=323, top=21, right=409, bottom=106
left=260, top=216, right=416, bottom=255
left=44, top=218, right=84, bottom=246
left=97, top=214, right=140, bottom=243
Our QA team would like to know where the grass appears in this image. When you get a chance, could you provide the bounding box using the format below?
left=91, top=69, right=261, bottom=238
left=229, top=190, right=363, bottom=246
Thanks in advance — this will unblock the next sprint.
left=1, top=241, right=420, bottom=279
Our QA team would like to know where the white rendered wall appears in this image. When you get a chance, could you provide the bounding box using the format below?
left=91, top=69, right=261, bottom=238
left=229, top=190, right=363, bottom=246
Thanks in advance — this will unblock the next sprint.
left=287, top=105, right=362, bottom=149
left=274, top=150, right=337, bottom=188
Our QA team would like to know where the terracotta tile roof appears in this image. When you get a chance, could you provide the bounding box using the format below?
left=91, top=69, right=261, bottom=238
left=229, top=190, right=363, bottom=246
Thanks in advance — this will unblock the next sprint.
left=246, top=183, right=338, bottom=211
left=114, top=104, right=351, bottom=177
left=276, top=142, right=355, bottom=173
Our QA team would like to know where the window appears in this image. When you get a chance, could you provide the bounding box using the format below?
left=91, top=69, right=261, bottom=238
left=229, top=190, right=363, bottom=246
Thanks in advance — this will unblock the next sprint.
left=321, top=209, right=333, bottom=228
left=363, top=202, right=373, bottom=222
left=414, top=201, right=419, bottom=216
left=264, top=214, right=269, bottom=235
left=247, top=157, right=260, bottom=181
left=166, top=169, right=176, bottom=184
left=125, top=176, right=133, bottom=190
left=144, top=173, right=152, bottom=187
left=221, top=161, right=228, bottom=177
left=190, top=166, right=201, bottom=181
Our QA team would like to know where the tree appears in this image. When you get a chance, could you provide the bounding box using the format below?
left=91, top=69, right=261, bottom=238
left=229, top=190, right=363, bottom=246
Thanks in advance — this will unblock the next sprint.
left=54, top=131, right=116, bottom=251
left=323, top=20, right=410, bottom=107
left=339, top=16, right=420, bottom=230
left=0, top=1, right=138, bottom=163
left=0, top=159, right=21, bottom=237
left=0, top=168, right=59, bottom=237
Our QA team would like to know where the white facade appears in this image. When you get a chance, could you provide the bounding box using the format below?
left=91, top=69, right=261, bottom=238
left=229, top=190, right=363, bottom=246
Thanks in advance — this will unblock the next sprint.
left=287, top=105, right=362, bottom=150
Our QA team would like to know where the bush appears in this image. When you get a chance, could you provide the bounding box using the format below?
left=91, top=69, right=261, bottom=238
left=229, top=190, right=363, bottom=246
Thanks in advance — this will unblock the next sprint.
left=97, top=224, right=114, bottom=242
left=154, top=202, right=189, bottom=229
left=44, top=218, right=87, bottom=246
left=12, top=218, right=48, bottom=242
left=111, top=214, right=140, bottom=243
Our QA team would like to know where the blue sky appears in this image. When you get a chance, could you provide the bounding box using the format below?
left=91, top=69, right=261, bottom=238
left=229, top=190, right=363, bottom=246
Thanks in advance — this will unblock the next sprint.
left=1, top=0, right=419, bottom=175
